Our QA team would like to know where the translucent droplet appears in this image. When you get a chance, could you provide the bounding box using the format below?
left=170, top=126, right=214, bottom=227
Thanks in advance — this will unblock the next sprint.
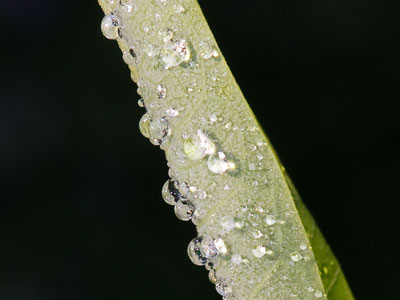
left=231, top=254, right=242, bottom=265
left=149, top=117, right=170, bottom=146
left=122, top=49, right=137, bottom=65
left=139, top=113, right=151, bottom=138
left=184, top=130, right=216, bottom=160
left=156, top=84, right=167, bottom=99
left=166, top=108, right=179, bottom=117
left=174, top=4, right=185, bottom=13
left=252, top=246, right=266, bottom=258
left=290, top=251, right=302, bottom=262
left=174, top=199, right=195, bottom=221
left=199, top=41, right=219, bottom=60
left=119, top=0, right=136, bottom=13
left=158, top=28, right=174, bottom=43
left=162, top=38, right=191, bottom=69
left=208, top=269, right=217, bottom=284
left=265, top=215, right=276, bottom=225
left=216, top=279, right=232, bottom=297
left=207, top=152, right=236, bottom=174
left=187, top=236, right=207, bottom=266
left=300, top=243, right=307, bottom=251
left=161, top=179, right=182, bottom=205
left=201, top=236, right=219, bottom=258
left=214, top=237, right=228, bottom=254
left=220, top=216, right=235, bottom=232
left=315, top=290, right=323, bottom=298
left=101, top=14, right=120, bottom=40
left=308, top=287, right=315, bottom=293
left=137, top=98, right=145, bottom=108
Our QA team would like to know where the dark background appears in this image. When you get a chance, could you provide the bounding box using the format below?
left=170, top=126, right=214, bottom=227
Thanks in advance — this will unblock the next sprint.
left=0, top=0, right=399, bottom=299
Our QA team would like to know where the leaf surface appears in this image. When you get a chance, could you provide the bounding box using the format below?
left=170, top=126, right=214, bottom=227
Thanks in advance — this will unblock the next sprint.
left=97, top=0, right=354, bottom=299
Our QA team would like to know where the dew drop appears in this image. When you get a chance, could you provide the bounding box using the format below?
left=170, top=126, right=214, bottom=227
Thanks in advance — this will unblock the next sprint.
left=207, top=152, right=236, bottom=174
left=208, top=269, right=217, bottom=284
left=184, top=130, right=216, bottom=160
left=162, top=38, right=191, bottom=69
left=265, top=215, right=276, bottom=225
left=119, top=0, right=136, bottom=13
left=220, top=216, right=235, bottom=232
left=156, top=84, right=167, bottom=99
left=137, top=98, right=145, bottom=108
left=149, top=116, right=170, bottom=146
left=199, top=41, right=219, bottom=60
left=252, top=246, right=267, bottom=258
left=187, top=236, right=207, bottom=266
left=122, top=49, right=137, bottom=65
left=161, top=179, right=182, bottom=205
left=290, top=251, right=302, bottom=262
left=101, top=14, right=120, bottom=40
left=166, top=108, right=179, bottom=117
left=201, top=235, right=219, bottom=258
left=216, top=279, right=232, bottom=297
left=231, top=254, right=243, bottom=265
left=252, top=230, right=263, bottom=239
left=139, top=113, right=151, bottom=138
left=299, top=243, right=307, bottom=251
left=308, top=287, right=315, bottom=293
left=174, top=199, right=195, bottom=221
left=315, top=290, right=323, bottom=298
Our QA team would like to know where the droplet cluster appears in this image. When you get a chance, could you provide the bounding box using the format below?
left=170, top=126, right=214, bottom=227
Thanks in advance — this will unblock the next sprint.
left=99, top=0, right=328, bottom=299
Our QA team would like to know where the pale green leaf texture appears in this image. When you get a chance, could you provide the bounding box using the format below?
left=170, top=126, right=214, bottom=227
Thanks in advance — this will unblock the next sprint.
left=97, top=0, right=354, bottom=299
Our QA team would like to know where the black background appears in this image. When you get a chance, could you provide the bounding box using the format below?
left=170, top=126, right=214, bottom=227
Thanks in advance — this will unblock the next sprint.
left=0, top=0, right=399, bottom=299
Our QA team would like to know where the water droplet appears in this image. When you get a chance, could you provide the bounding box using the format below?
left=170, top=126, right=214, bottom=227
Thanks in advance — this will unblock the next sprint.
left=137, top=98, right=145, bottom=108
left=216, top=279, right=232, bottom=297
left=201, top=236, right=219, bottom=258
left=290, top=251, right=302, bottom=262
left=101, top=14, right=120, bottom=40
left=265, top=215, right=276, bottom=225
left=208, top=269, right=217, bottom=284
left=307, top=287, right=315, bottom=293
left=166, top=108, right=179, bottom=117
left=207, top=152, right=236, bottom=174
left=119, top=0, right=136, bottom=13
left=210, top=114, right=218, bottom=123
left=161, top=179, right=182, bottom=205
left=162, top=38, right=191, bottom=69
left=156, top=84, right=167, bottom=99
left=174, top=199, right=195, bottom=221
left=252, top=246, right=266, bottom=258
left=199, top=41, right=219, bottom=60
left=220, top=216, right=235, bottom=232
left=252, top=230, right=263, bottom=239
left=184, top=130, right=216, bottom=160
left=122, top=49, right=137, bottom=65
left=214, top=237, right=228, bottom=255
left=149, top=116, right=170, bottom=145
left=300, top=243, right=307, bottom=251
left=155, top=0, right=168, bottom=4
left=231, top=254, right=242, bottom=265
left=174, top=4, right=185, bottom=13
left=187, top=236, right=207, bottom=266
left=315, top=290, right=323, bottom=298
left=139, top=113, right=151, bottom=138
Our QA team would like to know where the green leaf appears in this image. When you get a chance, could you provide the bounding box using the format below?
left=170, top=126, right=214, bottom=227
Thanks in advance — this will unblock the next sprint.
left=97, top=0, right=354, bottom=299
